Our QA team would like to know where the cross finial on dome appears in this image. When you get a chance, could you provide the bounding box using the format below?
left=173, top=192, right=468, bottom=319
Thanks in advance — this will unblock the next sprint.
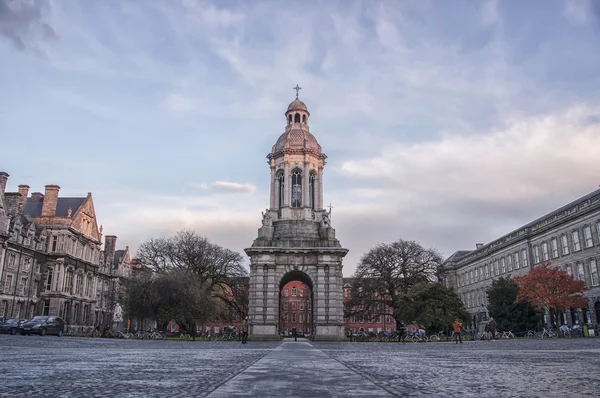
left=293, top=84, right=302, bottom=99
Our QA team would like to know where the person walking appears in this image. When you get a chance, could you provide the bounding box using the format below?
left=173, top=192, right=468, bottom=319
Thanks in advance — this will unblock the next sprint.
left=292, top=327, right=298, bottom=342
left=453, top=319, right=463, bottom=344
left=241, top=317, right=249, bottom=344
left=397, top=322, right=407, bottom=344
left=488, top=317, right=497, bottom=341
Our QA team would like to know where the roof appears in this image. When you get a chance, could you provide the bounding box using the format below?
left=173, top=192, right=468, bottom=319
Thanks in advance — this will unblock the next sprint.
left=445, top=250, right=473, bottom=263
left=113, top=250, right=126, bottom=267
left=24, top=196, right=85, bottom=218
left=273, top=128, right=322, bottom=154
left=286, top=98, right=308, bottom=114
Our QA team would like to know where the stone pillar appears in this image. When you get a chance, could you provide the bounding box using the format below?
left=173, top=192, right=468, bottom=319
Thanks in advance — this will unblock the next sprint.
left=269, top=167, right=275, bottom=209
left=303, top=162, right=309, bottom=208
left=284, top=163, right=290, bottom=207
left=317, top=170, right=323, bottom=210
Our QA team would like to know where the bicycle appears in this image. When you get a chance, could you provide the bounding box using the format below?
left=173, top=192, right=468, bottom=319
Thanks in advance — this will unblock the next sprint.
left=524, top=330, right=536, bottom=338
left=180, top=333, right=191, bottom=341
left=500, top=331, right=515, bottom=339
left=536, top=328, right=557, bottom=338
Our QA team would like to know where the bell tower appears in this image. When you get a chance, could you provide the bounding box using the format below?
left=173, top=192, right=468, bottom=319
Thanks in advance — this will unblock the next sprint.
left=246, top=89, right=348, bottom=341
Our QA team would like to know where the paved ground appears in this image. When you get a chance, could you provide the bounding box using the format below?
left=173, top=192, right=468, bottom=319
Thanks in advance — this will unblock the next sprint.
left=1, top=335, right=599, bottom=397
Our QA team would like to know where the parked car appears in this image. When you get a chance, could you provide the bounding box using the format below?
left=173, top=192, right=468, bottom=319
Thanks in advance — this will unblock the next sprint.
left=0, top=318, right=27, bottom=335
left=19, top=316, right=65, bottom=336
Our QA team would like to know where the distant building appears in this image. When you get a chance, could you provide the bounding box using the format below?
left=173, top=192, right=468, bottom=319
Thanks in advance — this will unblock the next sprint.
left=279, top=280, right=311, bottom=336
left=342, top=278, right=397, bottom=335
left=0, top=172, right=130, bottom=329
left=445, top=189, right=600, bottom=329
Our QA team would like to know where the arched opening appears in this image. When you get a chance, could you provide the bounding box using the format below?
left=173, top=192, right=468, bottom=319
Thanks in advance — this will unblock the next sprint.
left=302, top=114, right=307, bottom=124
left=278, top=172, right=285, bottom=208
left=309, top=173, right=315, bottom=209
left=279, top=270, right=314, bottom=339
left=294, top=113, right=301, bottom=123
left=288, top=114, right=292, bottom=125
left=291, top=169, right=302, bottom=208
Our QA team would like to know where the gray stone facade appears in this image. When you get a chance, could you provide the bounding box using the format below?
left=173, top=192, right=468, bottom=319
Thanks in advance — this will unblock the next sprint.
left=445, top=189, right=600, bottom=328
left=246, top=97, right=348, bottom=341
left=0, top=173, right=131, bottom=329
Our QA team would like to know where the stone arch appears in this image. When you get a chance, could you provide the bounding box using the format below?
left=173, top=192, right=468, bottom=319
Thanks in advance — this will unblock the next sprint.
left=294, top=113, right=301, bottom=123
left=278, top=270, right=315, bottom=339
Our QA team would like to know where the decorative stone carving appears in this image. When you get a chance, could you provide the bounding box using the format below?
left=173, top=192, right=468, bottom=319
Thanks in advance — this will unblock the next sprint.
left=261, top=209, right=273, bottom=227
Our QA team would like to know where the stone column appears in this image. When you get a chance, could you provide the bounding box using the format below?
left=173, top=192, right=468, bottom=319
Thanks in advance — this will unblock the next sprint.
left=269, top=167, right=275, bottom=209
left=284, top=163, right=290, bottom=207
left=317, top=170, right=324, bottom=210
left=303, top=162, right=309, bottom=209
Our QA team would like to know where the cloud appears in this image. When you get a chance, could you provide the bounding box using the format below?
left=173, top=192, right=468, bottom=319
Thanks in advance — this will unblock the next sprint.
left=196, top=181, right=257, bottom=193
left=0, top=0, right=58, bottom=54
left=341, top=105, right=600, bottom=204
left=563, top=0, right=600, bottom=25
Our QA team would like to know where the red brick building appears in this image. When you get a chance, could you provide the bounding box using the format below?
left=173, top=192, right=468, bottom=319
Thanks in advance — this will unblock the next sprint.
left=279, top=281, right=312, bottom=336
left=343, top=279, right=399, bottom=335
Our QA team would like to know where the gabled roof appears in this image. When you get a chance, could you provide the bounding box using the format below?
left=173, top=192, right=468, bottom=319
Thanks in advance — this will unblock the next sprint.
left=24, top=196, right=86, bottom=218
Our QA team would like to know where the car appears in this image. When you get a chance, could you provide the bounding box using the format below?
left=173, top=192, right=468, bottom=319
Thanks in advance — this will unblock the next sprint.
left=0, top=318, right=27, bottom=335
left=19, top=316, right=65, bottom=336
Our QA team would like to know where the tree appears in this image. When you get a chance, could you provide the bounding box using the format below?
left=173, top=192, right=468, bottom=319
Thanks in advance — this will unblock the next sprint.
left=137, top=230, right=248, bottom=310
left=397, top=282, right=469, bottom=334
left=486, top=277, right=540, bottom=333
left=120, top=270, right=217, bottom=340
left=514, top=262, right=587, bottom=326
left=347, top=239, right=444, bottom=324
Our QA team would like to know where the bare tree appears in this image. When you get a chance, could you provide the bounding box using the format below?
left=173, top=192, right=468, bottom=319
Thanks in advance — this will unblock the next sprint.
left=347, top=239, right=444, bottom=324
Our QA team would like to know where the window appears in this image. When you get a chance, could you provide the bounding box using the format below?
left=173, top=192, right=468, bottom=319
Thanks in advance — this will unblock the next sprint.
left=561, top=235, right=570, bottom=255
left=292, top=313, right=296, bottom=322
left=550, top=239, right=559, bottom=258
left=278, top=173, right=284, bottom=208
left=292, top=302, right=296, bottom=310
left=507, top=255, right=513, bottom=272
left=284, top=289, right=288, bottom=297
left=468, top=270, right=472, bottom=284
left=43, top=300, right=50, bottom=316
left=307, top=301, right=311, bottom=310
left=291, top=287, right=297, bottom=296
left=572, top=231, right=581, bottom=251
left=300, top=314, right=304, bottom=322
left=7, top=253, right=15, bottom=269
left=500, top=258, right=506, bottom=273
left=291, top=170, right=302, bottom=208
left=483, top=264, right=489, bottom=279
left=64, top=270, right=73, bottom=293
left=350, top=315, right=355, bottom=323
left=23, top=257, right=31, bottom=272
left=300, top=301, right=304, bottom=310
left=76, top=274, right=83, bottom=295
left=4, top=275, right=13, bottom=292
left=576, top=262, right=586, bottom=284
left=583, top=226, right=593, bottom=248
left=521, top=249, right=529, bottom=267
left=85, top=275, right=91, bottom=296
left=300, top=289, right=304, bottom=297
left=0, top=301, right=7, bottom=318
left=589, top=259, right=599, bottom=287
left=46, top=268, right=54, bottom=291
left=541, top=242, right=549, bottom=261
left=513, top=253, right=520, bottom=269
left=493, top=260, right=499, bottom=276
left=19, top=278, right=27, bottom=295
left=309, top=173, right=315, bottom=209
left=565, top=264, right=573, bottom=277
left=533, top=246, right=540, bottom=264
left=283, top=301, right=288, bottom=309
left=51, top=236, right=58, bottom=252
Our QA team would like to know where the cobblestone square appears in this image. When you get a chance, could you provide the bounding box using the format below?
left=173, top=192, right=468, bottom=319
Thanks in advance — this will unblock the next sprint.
left=1, top=335, right=599, bottom=397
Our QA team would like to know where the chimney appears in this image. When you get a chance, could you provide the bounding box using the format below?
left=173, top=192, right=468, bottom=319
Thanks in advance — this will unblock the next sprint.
left=104, top=235, right=117, bottom=267
left=476, top=243, right=484, bottom=249
left=18, top=185, right=30, bottom=211
left=41, top=185, right=60, bottom=217
left=0, top=172, right=8, bottom=193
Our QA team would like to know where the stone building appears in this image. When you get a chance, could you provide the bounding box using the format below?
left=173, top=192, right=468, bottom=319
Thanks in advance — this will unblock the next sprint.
left=445, top=189, right=600, bottom=329
left=0, top=172, right=131, bottom=329
left=246, top=93, right=348, bottom=341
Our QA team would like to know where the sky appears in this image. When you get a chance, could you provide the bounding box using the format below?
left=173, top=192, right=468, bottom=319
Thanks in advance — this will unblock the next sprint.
left=2, top=0, right=600, bottom=276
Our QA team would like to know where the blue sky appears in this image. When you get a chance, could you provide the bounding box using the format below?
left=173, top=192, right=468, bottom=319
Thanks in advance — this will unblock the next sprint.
left=2, top=0, right=600, bottom=275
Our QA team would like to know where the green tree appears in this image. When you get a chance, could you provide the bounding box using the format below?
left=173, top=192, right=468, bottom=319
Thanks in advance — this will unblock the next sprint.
left=396, top=282, right=469, bottom=334
left=486, top=277, right=540, bottom=333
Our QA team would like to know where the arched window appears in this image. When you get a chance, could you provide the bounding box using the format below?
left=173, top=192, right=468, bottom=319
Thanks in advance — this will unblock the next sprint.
left=291, top=170, right=302, bottom=208
left=309, top=173, right=315, bottom=209
left=278, top=173, right=285, bottom=208
left=288, top=114, right=292, bottom=125
left=292, top=286, right=297, bottom=296
left=294, top=113, right=300, bottom=123
left=302, top=114, right=307, bottom=124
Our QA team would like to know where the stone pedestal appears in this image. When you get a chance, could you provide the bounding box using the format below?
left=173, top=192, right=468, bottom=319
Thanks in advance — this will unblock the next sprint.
left=319, top=227, right=336, bottom=241
left=257, top=226, right=274, bottom=240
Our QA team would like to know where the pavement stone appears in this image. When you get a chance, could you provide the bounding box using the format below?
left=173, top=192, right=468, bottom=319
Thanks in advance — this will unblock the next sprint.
left=1, top=335, right=599, bottom=397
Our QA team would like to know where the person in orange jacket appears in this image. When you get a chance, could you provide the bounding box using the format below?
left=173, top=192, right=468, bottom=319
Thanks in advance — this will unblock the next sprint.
left=453, top=319, right=463, bottom=344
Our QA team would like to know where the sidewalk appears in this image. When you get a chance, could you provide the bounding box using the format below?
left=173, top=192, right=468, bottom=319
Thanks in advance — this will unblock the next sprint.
left=207, top=340, right=393, bottom=397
